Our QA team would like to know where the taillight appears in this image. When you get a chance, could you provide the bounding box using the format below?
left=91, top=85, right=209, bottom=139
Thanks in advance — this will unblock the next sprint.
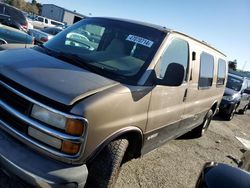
left=32, top=37, right=35, bottom=45
left=21, top=23, right=28, bottom=30
left=40, top=37, right=48, bottom=43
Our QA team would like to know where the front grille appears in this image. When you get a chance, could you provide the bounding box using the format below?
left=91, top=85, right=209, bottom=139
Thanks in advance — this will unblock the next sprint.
left=0, top=84, right=32, bottom=115
left=0, top=81, right=86, bottom=163
left=0, top=107, right=28, bottom=134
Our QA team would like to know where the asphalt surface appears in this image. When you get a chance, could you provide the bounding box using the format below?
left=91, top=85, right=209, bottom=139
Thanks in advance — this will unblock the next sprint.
left=117, top=111, right=250, bottom=188
left=0, top=111, right=250, bottom=188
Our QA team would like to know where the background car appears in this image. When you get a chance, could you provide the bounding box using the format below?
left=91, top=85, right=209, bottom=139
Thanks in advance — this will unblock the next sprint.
left=0, top=14, right=22, bottom=30
left=0, top=23, right=33, bottom=45
left=219, top=73, right=250, bottom=120
left=0, top=3, right=28, bottom=32
left=196, top=162, right=250, bottom=188
left=31, top=16, right=64, bottom=29
left=28, top=27, right=63, bottom=44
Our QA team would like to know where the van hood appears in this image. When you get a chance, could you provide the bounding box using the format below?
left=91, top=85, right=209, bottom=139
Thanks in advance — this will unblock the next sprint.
left=0, top=48, right=118, bottom=105
left=224, top=87, right=239, bottom=96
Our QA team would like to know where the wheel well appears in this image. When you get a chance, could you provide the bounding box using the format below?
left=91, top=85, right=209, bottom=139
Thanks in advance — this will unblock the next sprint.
left=86, top=129, right=143, bottom=164
left=121, top=131, right=143, bottom=162
left=0, top=39, right=7, bottom=44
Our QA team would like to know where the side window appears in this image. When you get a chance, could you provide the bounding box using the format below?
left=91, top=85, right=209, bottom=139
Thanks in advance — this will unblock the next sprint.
left=37, top=17, right=43, bottom=22
left=45, top=19, right=48, bottom=24
left=217, top=59, right=226, bottom=86
left=198, top=52, right=214, bottom=88
left=155, top=38, right=189, bottom=81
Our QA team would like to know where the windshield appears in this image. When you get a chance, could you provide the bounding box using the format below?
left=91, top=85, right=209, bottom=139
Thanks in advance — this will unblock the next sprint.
left=44, top=18, right=165, bottom=84
left=226, top=75, right=243, bottom=91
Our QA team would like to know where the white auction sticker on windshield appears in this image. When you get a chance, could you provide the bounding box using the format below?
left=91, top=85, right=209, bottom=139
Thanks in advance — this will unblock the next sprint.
left=126, top=35, right=154, bottom=48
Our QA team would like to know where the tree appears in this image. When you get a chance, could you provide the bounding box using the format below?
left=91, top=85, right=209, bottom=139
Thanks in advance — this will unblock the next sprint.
left=5, top=0, right=39, bottom=14
left=229, top=59, right=237, bottom=71
left=31, top=0, right=37, bottom=5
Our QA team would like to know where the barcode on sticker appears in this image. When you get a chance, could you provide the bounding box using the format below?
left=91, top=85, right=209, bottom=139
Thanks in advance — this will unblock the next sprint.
left=126, top=35, right=154, bottom=48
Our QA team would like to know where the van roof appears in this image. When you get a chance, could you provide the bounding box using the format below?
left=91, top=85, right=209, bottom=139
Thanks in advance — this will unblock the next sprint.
left=91, top=17, right=226, bottom=57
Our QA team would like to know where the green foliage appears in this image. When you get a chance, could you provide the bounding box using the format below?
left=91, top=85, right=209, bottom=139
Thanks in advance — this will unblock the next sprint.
left=4, top=0, right=40, bottom=15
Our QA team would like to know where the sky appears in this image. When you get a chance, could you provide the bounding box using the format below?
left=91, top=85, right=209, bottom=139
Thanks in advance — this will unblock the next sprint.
left=35, top=0, right=250, bottom=71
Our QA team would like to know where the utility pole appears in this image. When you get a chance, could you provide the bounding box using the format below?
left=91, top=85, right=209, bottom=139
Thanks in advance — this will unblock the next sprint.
left=242, top=61, right=248, bottom=71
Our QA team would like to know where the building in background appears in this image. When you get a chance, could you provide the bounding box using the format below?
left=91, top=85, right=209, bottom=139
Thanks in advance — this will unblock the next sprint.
left=41, top=4, right=86, bottom=25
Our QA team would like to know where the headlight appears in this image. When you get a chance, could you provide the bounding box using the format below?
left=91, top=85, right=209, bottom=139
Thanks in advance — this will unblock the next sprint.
left=31, top=104, right=67, bottom=130
left=31, top=104, right=84, bottom=136
left=222, top=95, right=234, bottom=101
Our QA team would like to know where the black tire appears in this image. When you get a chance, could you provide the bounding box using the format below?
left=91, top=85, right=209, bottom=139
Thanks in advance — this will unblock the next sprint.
left=86, top=138, right=129, bottom=188
left=191, top=110, right=213, bottom=138
left=224, top=104, right=237, bottom=121
left=239, top=105, right=248, bottom=115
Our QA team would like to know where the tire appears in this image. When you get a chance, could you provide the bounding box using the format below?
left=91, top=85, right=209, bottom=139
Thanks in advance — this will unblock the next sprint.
left=86, top=138, right=129, bottom=188
left=239, top=105, right=248, bottom=115
left=191, top=109, right=213, bottom=138
left=224, top=104, right=237, bottom=121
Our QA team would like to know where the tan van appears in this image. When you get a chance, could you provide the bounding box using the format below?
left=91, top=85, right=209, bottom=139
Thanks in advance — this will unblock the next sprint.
left=0, top=17, right=227, bottom=187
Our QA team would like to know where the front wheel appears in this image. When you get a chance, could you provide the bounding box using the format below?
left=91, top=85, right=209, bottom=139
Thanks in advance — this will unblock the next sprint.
left=239, top=105, right=248, bottom=115
left=86, top=138, right=129, bottom=188
left=191, top=109, right=213, bottom=138
left=223, top=104, right=237, bottom=121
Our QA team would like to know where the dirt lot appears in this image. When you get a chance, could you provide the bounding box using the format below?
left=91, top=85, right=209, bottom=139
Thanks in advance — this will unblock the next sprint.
left=117, top=111, right=250, bottom=188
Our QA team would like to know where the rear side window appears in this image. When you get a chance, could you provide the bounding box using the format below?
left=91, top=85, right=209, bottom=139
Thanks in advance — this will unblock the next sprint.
left=45, top=19, right=48, bottom=24
left=198, top=52, right=214, bottom=88
left=217, top=59, right=226, bottom=86
left=4, top=6, right=26, bottom=25
left=155, top=38, right=189, bottom=81
left=51, top=21, right=62, bottom=26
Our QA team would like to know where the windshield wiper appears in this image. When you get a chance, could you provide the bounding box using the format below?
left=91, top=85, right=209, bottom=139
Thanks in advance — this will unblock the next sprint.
left=55, top=52, right=102, bottom=74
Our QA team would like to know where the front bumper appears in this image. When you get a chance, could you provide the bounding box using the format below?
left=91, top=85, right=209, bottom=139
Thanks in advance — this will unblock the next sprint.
left=0, top=127, right=88, bottom=188
left=219, top=99, right=236, bottom=115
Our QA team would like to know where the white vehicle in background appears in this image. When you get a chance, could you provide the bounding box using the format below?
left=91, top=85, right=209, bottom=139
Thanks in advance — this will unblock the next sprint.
left=31, top=16, right=64, bottom=29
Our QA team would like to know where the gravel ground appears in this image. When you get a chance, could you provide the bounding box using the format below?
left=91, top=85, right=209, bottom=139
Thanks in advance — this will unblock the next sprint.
left=1, top=111, right=250, bottom=188
left=117, top=111, right=250, bottom=188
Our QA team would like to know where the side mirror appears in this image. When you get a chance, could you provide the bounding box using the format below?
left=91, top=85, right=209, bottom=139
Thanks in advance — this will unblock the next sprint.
left=156, top=63, right=185, bottom=86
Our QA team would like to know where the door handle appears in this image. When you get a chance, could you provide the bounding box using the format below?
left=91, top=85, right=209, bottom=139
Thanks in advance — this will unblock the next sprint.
left=183, top=88, right=188, bottom=102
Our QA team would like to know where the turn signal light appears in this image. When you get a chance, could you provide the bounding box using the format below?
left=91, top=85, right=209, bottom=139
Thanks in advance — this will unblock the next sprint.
left=65, top=119, right=84, bottom=136
left=62, top=141, right=80, bottom=155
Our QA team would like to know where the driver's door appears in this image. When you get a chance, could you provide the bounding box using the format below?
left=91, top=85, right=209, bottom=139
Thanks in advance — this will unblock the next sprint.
left=143, top=37, right=189, bottom=152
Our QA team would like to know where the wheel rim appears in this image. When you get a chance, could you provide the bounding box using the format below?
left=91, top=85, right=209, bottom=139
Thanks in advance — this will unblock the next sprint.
left=230, top=106, right=237, bottom=120
left=202, top=115, right=212, bottom=135
left=243, top=105, right=248, bottom=114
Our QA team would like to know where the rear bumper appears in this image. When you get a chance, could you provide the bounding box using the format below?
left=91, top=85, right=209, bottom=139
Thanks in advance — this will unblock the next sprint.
left=0, top=127, right=88, bottom=188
